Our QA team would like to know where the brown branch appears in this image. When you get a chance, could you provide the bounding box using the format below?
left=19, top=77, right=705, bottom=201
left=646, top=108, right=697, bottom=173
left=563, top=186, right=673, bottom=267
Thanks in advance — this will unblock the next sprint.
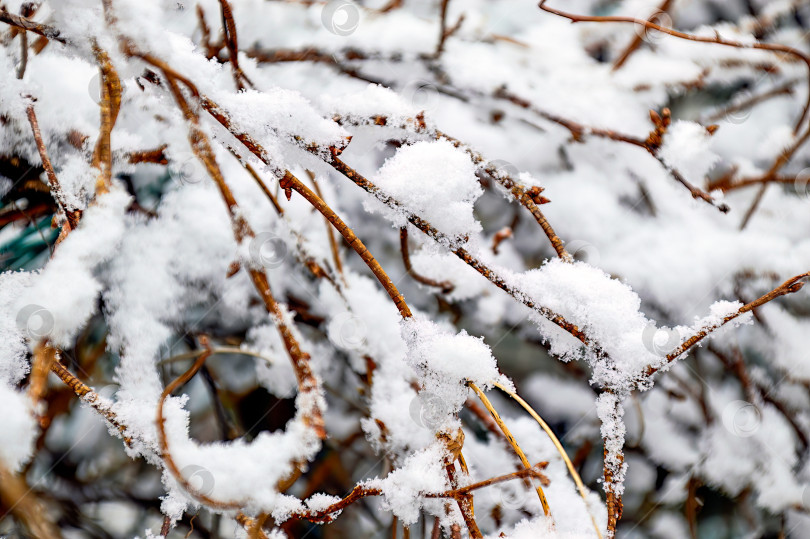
left=310, top=173, right=345, bottom=279
left=494, top=88, right=649, bottom=148
left=646, top=271, right=810, bottom=378
left=0, top=9, right=66, bottom=43
left=378, top=0, right=404, bottom=13
left=245, top=46, right=386, bottom=86
left=435, top=0, right=464, bottom=58
left=28, top=341, right=57, bottom=408
left=156, top=337, right=244, bottom=508
left=739, top=122, right=810, bottom=228
left=444, top=462, right=482, bottom=538
left=491, top=227, right=513, bottom=255
left=652, top=154, right=728, bottom=211
left=128, top=146, right=168, bottom=165
left=710, top=174, right=796, bottom=192
left=147, top=58, right=326, bottom=443
left=428, top=463, right=550, bottom=497
left=25, top=102, right=81, bottom=239
left=90, top=46, right=123, bottom=196
left=399, top=227, right=454, bottom=292
left=538, top=0, right=810, bottom=134
left=50, top=357, right=131, bottom=444
left=16, top=11, right=28, bottom=79
left=196, top=5, right=221, bottom=59
left=199, top=96, right=413, bottom=319
left=218, top=0, right=252, bottom=90
left=247, top=47, right=346, bottom=64
left=612, top=0, right=674, bottom=71
left=602, top=440, right=624, bottom=535
left=703, top=82, right=796, bottom=124
left=327, top=151, right=595, bottom=348
left=295, top=484, right=383, bottom=524
left=495, top=89, right=730, bottom=213
left=0, top=202, right=52, bottom=227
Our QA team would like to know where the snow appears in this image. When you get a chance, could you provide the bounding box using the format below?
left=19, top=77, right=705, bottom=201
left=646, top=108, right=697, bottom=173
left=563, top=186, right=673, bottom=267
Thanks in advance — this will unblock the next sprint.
left=0, top=384, right=37, bottom=471
left=321, top=84, right=425, bottom=126
left=512, top=259, right=660, bottom=391
left=370, top=441, right=450, bottom=525
left=1, top=0, right=809, bottom=536
left=212, top=87, right=350, bottom=157
left=761, top=305, right=810, bottom=381
left=160, top=387, right=325, bottom=517
left=597, top=393, right=627, bottom=498
left=245, top=324, right=297, bottom=398
left=658, top=120, right=720, bottom=185
left=401, top=317, right=511, bottom=431
left=14, top=186, right=130, bottom=348
left=368, top=139, right=483, bottom=243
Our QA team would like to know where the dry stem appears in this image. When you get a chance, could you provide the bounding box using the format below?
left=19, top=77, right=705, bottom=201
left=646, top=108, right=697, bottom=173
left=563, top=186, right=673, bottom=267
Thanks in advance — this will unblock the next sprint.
left=469, top=382, right=552, bottom=518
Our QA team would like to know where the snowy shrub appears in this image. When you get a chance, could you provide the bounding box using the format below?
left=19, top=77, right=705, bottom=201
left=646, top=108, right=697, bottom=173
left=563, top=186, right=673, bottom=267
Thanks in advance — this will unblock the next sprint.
left=1, top=0, right=810, bottom=537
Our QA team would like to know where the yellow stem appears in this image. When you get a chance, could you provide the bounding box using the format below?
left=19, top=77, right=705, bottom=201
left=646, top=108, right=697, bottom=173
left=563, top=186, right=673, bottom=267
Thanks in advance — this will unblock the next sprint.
left=494, top=381, right=603, bottom=539
left=468, top=382, right=552, bottom=519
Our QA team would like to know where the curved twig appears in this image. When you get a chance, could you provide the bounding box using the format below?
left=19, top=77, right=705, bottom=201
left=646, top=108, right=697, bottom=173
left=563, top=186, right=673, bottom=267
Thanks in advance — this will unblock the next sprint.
left=399, top=227, right=454, bottom=293
left=468, top=382, right=552, bottom=517
left=494, top=381, right=603, bottom=539
left=156, top=337, right=243, bottom=508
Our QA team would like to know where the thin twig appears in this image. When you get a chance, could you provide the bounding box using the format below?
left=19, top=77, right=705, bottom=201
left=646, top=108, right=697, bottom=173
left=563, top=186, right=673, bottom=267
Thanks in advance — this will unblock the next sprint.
left=647, top=271, right=810, bottom=378
left=495, top=89, right=730, bottom=213
left=702, top=82, right=796, bottom=124
left=50, top=357, right=131, bottom=444
left=218, top=0, right=252, bottom=90
left=612, top=0, right=675, bottom=71
left=156, top=336, right=244, bottom=509
left=16, top=13, right=28, bottom=79
left=90, top=45, right=123, bottom=196
left=494, top=382, right=603, bottom=539
left=468, top=382, right=552, bottom=517
left=538, top=0, right=810, bottom=134
left=28, top=341, right=56, bottom=408
left=25, top=102, right=81, bottom=241
left=427, top=463, right=550, bottom=497
left=310, top=172, right=345, bottom=280
left=435, top=0, right=464, bottom=58
left=399, top=227, right=454, bottom=292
